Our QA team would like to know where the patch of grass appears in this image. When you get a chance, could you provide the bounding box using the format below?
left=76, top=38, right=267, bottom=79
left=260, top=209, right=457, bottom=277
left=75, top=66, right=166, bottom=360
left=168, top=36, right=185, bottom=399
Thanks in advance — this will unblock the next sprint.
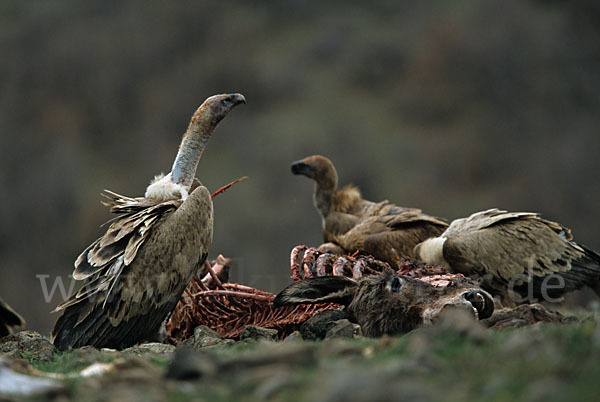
left=405, top=322, right=600, bottom=401
left=29, top=348, right=119, bottom=374
left=8, top=320, right=600, bottom=401
left=145, top=354, right=173, bottom=370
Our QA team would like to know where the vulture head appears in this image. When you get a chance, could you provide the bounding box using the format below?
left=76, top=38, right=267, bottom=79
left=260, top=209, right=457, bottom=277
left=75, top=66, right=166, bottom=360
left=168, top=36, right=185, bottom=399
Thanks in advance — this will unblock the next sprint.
left=196, top=93, right=246, bottom=126
left=291, top=155, right=338, bottom=190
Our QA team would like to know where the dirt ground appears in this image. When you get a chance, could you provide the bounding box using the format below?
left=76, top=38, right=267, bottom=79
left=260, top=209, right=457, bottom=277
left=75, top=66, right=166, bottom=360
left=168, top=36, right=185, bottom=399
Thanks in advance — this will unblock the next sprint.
left=1, top=309, right=599, bottom=402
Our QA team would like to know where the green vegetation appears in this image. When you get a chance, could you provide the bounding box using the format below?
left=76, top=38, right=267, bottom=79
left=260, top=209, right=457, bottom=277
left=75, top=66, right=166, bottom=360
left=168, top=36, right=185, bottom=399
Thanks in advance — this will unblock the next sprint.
left=30, top=349, right=118, bottom=374
left=7, top=320, right=598, bottom=401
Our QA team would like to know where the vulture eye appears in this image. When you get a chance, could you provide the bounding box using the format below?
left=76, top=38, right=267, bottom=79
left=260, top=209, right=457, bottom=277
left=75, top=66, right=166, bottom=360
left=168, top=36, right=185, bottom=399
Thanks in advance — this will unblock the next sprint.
left=390, top=277, right=402, bottom=294
left=221, top=99, right=230, bottom=107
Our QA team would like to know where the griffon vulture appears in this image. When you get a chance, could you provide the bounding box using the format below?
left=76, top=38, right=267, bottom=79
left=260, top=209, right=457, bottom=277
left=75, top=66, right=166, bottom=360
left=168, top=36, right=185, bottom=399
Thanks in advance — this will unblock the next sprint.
left=414, top=208, right=600, bottom=305
left=52, top=93, right=245, bottom=350
left=291, top=155, right=447, bottom=262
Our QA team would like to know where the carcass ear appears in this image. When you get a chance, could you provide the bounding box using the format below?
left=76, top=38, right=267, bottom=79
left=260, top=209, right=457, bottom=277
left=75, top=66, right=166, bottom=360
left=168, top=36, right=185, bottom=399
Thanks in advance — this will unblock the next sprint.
left=273, top=276, right=358, bottom=307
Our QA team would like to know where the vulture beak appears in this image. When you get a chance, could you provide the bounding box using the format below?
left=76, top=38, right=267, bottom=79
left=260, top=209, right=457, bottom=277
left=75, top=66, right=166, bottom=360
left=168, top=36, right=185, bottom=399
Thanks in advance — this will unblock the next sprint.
left=228, top=93, right=246, bottom=105
left=291, top=160, right=313, bottom=176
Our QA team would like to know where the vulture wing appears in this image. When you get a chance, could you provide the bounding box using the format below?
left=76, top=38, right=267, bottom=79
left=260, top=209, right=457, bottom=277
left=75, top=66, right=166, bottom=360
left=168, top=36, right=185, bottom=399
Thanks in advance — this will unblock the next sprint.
left=323, top=211, right=360, bottom=242
left=0, top=298, right=25, bottom=337
left=443, top=209, right=561, bottom=237
left=52, top=185, right=213, bottom=350
left=335, top=210, right=448, bottom=261
left=56, top=190, right=181, bottom=310
left=442, top=209, right=600, bottom=298
left=69, top=177, right=204, bottom=283
left=362, top=200, right=419, bottom=218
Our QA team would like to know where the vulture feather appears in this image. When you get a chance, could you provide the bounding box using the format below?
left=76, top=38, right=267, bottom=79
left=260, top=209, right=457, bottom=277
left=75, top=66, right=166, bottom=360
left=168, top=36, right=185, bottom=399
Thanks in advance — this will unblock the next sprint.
left=52, top=93, right=245, bottom=350
left=414, top=208, right=600, bottom=305
left=291, top=155, right=447, bottom=263
left=0, top=298, right=25, bottom=337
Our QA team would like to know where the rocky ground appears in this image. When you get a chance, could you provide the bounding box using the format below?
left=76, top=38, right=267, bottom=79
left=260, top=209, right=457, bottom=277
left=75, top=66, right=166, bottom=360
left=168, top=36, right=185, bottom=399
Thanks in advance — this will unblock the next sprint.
left=1, top=310, right=599, bottom=402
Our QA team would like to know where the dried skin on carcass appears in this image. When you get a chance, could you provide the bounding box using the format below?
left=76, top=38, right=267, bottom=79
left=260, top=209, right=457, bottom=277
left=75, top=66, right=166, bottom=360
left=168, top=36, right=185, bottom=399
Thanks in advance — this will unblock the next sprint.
left=165, top=249, right=470, bottom=344
left=164, top=256, right=339, bottom=343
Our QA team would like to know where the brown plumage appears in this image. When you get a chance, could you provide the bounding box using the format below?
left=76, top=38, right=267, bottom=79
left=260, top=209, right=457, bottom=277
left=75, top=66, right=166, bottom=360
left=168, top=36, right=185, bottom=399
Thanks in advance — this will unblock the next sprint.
left=51, top=93, right=245, bottom=350
left=0, top=298, right=25, bottom=337
left=414, top=208, right=600, bottom=305
left=334, top=211, right=449, bottom=265
left=291, top=155, right=447, bottom=263
left=274, top=268, right=494, bottom=337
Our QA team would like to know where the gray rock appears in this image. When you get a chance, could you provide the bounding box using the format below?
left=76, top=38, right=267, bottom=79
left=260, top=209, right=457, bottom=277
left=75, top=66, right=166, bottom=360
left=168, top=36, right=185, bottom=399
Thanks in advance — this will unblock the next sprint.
left=325, top=319, right=355, bottom=339
left=0, top=331, right=55, bottom=362
left=282, top=330, right=303, bottom=343
left=239, top=325, right=278, bottom=342
left=124, top=342, right=175, bottom=355
left=300, top=309, right=352, bottom=340
left=193, top=325, right=222, bottom=340
left=182, top=325, right=223, bottom=349
left=217, top=338, right=236, bottom=347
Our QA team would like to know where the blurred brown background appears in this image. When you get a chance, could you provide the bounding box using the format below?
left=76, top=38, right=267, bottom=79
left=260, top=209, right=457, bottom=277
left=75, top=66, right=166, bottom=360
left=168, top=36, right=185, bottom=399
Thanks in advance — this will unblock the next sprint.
left=1, top=0, right=599, bottom=333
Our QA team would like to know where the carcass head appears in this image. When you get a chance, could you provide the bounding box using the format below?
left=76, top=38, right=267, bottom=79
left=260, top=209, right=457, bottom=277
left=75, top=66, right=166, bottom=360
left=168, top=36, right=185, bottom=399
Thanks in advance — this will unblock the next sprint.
left=274, top=268, right=494, bottom=337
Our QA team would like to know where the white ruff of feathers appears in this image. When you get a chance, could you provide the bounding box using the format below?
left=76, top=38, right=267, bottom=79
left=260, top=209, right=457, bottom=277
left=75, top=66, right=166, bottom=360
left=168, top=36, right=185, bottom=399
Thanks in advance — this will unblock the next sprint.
left=144, top=173, right=189, bottom=201
left=417, top=237, right=449, bottom=267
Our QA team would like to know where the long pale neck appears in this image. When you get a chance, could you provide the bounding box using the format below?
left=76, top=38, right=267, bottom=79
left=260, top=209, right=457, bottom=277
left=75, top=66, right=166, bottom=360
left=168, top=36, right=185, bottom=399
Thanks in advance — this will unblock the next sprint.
left=171, top=112, right=215, bottom=188
left=313, top=175, right=337, bottom=218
